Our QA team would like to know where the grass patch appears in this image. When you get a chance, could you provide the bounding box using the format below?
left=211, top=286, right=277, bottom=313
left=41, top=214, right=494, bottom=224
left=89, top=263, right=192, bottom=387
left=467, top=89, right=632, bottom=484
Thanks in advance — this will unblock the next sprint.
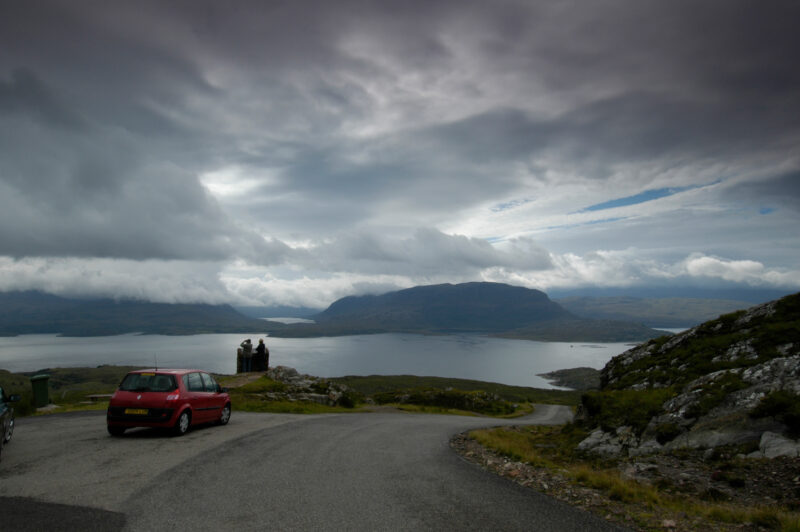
left=331, top=374, right=582, bottom=406
left=579, top=388, right=675, bottom=435
left=231, top=396, right=352, bottom=414
left=228, top=375, right=288, bottom=394
left=372, top=388, right=517, bottom=416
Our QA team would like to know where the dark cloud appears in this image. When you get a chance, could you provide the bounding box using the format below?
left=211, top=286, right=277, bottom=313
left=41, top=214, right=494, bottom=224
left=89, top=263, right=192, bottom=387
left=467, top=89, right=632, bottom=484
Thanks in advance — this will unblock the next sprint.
left=0, top=0, right=798, bottom=303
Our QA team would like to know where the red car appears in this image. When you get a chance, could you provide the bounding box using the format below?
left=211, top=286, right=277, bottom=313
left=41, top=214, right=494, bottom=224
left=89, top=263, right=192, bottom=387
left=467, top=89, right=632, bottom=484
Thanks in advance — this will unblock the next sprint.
left=107, top=369, right=231, bottom=436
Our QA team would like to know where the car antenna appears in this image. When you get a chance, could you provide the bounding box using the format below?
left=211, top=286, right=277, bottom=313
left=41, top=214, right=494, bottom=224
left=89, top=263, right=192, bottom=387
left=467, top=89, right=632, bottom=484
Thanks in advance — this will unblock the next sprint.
left=154, top=354, right=158, bottom=371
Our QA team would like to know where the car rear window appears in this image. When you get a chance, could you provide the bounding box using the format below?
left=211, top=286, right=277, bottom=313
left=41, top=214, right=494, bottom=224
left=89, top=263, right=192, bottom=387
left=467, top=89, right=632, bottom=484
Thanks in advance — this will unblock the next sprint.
left=119, top=373, right=177, bottom=392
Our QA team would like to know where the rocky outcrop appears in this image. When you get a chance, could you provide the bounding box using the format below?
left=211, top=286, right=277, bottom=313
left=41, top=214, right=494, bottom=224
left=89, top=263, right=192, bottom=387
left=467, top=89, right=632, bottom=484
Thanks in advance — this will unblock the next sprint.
left=577, top=292, right=800, bottom=458
left=262, top=366, right=354, bottom=407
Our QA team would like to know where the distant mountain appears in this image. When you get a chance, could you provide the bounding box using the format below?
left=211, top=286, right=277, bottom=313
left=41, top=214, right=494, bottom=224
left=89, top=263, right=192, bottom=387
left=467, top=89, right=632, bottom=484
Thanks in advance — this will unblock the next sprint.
left=556, top=296, right=751, bottom=328
left=270, top=282, right=667, bottom=341
left=316, top=282, right=572, bottom=332
left=1, top=285, right=669, bottom=341
left=0, top=291, right=271, bottom=336
left=234, top=305, right=321, bottom=319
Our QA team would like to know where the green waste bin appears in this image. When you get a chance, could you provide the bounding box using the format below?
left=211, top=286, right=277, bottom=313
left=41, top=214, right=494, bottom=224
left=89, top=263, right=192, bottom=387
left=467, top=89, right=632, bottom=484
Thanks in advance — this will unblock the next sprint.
left=30, top=374, right=50, bottom=408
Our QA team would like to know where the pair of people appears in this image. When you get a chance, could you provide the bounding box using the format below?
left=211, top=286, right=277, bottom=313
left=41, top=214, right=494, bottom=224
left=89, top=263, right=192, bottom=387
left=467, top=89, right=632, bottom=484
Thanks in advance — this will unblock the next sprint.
left=240, top=338, right=269, bottom=372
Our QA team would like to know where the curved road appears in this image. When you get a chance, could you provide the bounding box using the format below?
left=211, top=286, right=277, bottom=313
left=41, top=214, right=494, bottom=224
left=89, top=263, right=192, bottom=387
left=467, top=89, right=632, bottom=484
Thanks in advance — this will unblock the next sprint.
left=0, top=407, right=622, bottom=531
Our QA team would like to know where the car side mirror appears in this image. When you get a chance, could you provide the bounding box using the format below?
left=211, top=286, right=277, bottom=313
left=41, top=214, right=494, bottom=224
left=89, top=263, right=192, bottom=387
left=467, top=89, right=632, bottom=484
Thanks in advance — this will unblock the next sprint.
left=8, top=394, right=21, bottom=402
left=218, top=386, right=228, bottom=393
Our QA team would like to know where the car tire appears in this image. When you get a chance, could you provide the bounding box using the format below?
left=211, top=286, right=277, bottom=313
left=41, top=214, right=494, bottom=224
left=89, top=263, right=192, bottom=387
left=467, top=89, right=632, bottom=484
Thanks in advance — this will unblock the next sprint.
left=3, top=418, right=13, bottom=443
left=218, top=404, right=231, bottom=425
left=173, top=410, right=191, bottom=436
left=107, top=425, right=126, bottom=437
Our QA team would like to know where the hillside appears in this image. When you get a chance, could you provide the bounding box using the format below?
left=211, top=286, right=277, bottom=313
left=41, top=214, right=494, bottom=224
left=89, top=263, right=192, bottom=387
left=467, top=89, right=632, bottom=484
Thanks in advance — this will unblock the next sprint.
left=0, top=291, right=273, bottom=336
left=575, top=291, right=800, bottom=458
left=316, top=282, right=571, bottom=332
left=270, top=282, right=666, bottom=341
left=556, top=295, right=751, bottom=327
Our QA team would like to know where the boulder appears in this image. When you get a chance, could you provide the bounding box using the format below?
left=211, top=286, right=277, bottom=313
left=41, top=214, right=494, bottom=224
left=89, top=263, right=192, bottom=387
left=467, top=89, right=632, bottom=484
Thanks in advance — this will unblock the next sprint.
left=752, top=431, right=800, bottom=459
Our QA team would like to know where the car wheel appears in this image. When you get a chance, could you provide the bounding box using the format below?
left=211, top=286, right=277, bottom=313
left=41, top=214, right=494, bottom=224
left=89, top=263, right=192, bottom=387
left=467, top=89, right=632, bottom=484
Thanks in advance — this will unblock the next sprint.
left=218, top=404, right=231, bottom=425
left=3, top=418, right=13, bottom=443
left=173, top=410, right=191, bottom=436
left=107, top=425, right=126, bottom=437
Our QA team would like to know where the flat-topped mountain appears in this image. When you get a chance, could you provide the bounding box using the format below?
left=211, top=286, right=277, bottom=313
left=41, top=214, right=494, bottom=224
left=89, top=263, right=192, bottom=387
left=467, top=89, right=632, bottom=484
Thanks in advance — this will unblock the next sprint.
left=315, top=282, right=571, bottom=332
left=272, top=282, right=666, bottom=341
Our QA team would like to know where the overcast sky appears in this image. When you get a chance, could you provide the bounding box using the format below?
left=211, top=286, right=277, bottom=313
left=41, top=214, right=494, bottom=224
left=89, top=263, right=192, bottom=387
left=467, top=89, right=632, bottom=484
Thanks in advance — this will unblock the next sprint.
left=1, top=0, right=798, bottom=308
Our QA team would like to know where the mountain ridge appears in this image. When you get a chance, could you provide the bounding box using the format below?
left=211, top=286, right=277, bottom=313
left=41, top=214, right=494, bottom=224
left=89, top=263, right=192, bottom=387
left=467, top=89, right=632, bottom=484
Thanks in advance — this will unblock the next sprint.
left=270, top=282, right=668, bottom=341
left=0, top=284, right=675, bottom=341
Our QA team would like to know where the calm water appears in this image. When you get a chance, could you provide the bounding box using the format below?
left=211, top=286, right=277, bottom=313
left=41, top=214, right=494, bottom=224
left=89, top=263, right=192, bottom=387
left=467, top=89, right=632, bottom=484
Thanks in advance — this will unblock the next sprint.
left=0, top=333, right=641, bottom=389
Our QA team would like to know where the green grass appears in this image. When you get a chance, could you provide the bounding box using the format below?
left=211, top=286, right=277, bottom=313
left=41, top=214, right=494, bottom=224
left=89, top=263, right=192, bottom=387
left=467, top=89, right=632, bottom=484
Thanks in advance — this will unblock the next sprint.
left=230, top=396, right=353, bottom=414
left=331, top=374, right=582, bottom=406
left=580, top=388, right=676, bottom=435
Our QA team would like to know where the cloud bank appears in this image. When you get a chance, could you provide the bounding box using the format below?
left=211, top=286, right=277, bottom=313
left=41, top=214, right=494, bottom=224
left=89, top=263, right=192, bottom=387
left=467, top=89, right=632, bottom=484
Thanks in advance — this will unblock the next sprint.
left=1, top=0, right=798, bottom=307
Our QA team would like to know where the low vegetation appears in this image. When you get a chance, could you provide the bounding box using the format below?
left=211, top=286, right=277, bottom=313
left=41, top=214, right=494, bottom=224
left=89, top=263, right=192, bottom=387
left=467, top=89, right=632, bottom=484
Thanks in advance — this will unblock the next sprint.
left=331, top=374, right=582, bottom=406
left=579, top=388, right=676, bottom=435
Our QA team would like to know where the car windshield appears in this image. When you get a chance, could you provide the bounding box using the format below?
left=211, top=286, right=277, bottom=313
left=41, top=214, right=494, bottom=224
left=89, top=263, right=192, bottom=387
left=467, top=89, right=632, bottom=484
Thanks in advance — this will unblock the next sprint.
left=119, top=373, right=177, bottom=392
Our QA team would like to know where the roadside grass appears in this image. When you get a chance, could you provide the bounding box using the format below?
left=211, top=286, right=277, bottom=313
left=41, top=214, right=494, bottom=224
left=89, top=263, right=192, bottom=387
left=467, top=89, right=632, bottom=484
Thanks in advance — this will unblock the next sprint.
left=331, top=374, right=582, bottom=406
left=229, top=394, right=348, bottom=414
left=469, top=424, right=800, bottom=530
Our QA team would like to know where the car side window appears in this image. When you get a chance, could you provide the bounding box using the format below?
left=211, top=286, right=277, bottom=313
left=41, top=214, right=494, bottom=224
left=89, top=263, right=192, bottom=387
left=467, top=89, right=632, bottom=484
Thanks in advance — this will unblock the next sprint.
left=200, top=372, right=218, bottom=392
left=186, top=372, right=204, bottom=392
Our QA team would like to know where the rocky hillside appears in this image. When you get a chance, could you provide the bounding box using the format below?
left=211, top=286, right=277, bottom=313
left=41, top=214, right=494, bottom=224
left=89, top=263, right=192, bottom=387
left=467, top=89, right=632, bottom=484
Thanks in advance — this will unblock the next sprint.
left=576, top=291, right=800, bottom=458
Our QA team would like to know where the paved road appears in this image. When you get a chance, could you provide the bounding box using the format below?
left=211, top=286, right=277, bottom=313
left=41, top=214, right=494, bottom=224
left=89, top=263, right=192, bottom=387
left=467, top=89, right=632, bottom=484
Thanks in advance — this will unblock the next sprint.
left=0, top=407, right=622, bottom=531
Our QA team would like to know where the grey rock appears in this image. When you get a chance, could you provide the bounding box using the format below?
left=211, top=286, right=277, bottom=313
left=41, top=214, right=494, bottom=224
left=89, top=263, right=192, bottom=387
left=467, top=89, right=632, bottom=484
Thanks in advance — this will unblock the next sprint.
left=759, top=431, right=800, bottom=459
left=628, top=439, right=662, bottom=457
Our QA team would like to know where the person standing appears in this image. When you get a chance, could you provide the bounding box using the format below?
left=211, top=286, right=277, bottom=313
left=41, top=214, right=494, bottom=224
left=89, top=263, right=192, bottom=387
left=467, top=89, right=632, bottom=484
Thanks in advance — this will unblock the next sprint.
left=240, top=339, right=253, bottom=372
left=256, top=338, right=269, bottom=370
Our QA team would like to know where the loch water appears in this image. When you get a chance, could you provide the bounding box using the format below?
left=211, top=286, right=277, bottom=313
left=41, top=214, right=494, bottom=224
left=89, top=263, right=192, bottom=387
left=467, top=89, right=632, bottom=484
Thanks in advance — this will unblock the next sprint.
left=0, top=332, right=644, bottom=389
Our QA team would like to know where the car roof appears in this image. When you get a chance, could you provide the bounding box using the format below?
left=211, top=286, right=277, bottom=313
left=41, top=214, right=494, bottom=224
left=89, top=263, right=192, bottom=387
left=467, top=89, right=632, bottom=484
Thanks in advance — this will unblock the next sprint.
left=127, top=369, right=206, bottom=375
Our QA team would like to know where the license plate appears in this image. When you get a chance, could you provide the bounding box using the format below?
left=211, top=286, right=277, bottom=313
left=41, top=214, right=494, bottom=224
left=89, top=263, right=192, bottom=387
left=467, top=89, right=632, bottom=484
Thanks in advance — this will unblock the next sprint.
left=124, top=408, right=148, bottom=415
